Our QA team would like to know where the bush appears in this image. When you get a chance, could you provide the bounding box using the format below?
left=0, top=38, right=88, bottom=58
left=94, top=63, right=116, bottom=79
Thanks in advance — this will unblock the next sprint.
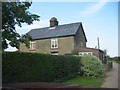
left=114, top=57, right=120, bottom=64
left=80, top=55, right=104, bottom=77
left=2, top=52, right=81, bottom=83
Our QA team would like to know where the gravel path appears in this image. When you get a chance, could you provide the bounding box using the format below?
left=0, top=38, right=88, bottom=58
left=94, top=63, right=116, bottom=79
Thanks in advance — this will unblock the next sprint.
left=101, top=62, right=119, bottom=88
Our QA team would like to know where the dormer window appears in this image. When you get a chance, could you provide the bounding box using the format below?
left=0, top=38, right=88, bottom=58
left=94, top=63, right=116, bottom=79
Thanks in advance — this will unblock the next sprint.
left=51, top=38, right=58, bottom=49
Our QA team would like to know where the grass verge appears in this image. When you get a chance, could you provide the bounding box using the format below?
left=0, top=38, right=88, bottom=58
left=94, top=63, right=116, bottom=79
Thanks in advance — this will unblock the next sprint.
left=63, top=76, right=104, bottom=88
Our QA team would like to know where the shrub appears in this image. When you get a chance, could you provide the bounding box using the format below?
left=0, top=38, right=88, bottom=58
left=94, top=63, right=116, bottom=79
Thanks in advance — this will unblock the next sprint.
left=114, top=57, right=120, bottom=64
left=2, top=52, right=81, bottom=83
left=80, top=55, right=104, bottom=77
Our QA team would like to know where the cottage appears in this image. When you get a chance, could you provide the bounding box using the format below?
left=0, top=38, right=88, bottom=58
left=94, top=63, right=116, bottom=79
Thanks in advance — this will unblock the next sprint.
left=19, top=17, right=105, bottom=62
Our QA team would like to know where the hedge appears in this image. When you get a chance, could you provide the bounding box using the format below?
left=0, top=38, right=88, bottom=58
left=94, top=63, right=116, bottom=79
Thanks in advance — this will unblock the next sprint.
left=114, top=57, right=120, bottom=64
left=2, top=52, right=81, bottom=83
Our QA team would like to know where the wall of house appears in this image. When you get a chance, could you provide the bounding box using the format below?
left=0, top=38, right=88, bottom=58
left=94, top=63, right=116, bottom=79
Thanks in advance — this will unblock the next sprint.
left=19, top=43, right=29, bottom=52
left=74, top=47, right=103, bottom=61
left=74, top=25, right=86, bottom=48
left=35, top=38, right=51, bottom=54
left=35, top=36, right=74, bottom=55
left=74, top=47, right=105, bottom=63
left=58, top=36, right=74, bottom=55
left=99, top=50, right=105, bottom=63
left=19, top=36, right=74, bottom=55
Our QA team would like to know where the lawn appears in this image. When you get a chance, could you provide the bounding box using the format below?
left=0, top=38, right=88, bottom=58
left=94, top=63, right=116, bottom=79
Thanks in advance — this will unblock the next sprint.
left=63, top=76, right=104, bottom=88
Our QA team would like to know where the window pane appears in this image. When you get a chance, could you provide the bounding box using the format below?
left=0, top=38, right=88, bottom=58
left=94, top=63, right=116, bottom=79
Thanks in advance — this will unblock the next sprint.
left=51, top=38, right=58, bottom=49
left=30, top=41, right=36, bottom=50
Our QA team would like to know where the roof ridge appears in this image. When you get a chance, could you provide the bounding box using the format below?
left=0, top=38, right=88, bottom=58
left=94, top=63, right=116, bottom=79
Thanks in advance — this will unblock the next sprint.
left=31, top=22, right=81, bottom=31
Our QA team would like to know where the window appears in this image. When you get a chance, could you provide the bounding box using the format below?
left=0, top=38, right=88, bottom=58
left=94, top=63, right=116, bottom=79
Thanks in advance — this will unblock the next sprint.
left=78, top=52, right=84, bottom=56
left=78, top=52, right=93, bottom=56
left=51, top=51, right=58, bottom=55
left=30, top=41, right=36, bottom=50
left=88, top=52, right=92, bottom=55
left=51, top=38, right=58, bottom=49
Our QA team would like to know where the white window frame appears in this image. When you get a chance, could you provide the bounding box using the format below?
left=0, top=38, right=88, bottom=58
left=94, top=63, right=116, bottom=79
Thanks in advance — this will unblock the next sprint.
left=51, top=52, right=58, bottom=55
left=78, top=52, right=93, bottom=56
left=30, top=41, right=36, bottom=50
left=51, top=38, right=58, bottom=49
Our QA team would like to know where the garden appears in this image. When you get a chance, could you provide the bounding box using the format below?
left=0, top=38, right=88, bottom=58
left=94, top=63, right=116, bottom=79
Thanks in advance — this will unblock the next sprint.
left=2, top=52, right=105, bottom=88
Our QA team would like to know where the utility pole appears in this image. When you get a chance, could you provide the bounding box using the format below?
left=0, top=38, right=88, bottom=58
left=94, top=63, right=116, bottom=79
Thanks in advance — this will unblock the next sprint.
left=97, top=37, right=100, bottom=49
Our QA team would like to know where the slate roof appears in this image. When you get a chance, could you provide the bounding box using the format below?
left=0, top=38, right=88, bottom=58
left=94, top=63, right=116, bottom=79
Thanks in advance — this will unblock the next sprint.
left=28, top=22, right=87, bottom=41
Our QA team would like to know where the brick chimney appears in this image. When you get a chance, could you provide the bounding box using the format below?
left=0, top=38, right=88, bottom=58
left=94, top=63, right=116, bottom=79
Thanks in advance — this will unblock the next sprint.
left=49, top=17, right=58, bottom=27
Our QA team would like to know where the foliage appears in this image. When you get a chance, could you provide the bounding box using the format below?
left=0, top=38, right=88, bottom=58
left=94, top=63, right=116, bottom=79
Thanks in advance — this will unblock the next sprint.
left=114, top=57, right=120, bottom=64
left=107, top=56, right=120, bottom=64
left=2, top=52, right=81, bottom=83
left=80, top=55, right=104, bottom=77
left=71, top=50, right=79, bottom=55
left=64, top=76, right=104, bottom=88
left=20, top=34, right=32, bottom=48
left=2, top=2, right=40, bottom=50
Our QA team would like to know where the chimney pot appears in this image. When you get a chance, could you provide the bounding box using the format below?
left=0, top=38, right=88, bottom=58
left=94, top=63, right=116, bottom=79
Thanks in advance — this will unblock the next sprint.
left=49, top=17, right=58, bottom=27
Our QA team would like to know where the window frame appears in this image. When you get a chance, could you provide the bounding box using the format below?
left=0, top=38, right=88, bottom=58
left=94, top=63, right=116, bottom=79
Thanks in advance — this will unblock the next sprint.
left=51, top=51, right=58, bottom=55
left=30, top=41, right=36, bottom=50
left=51, top=38, right=58, bottom=49
left=78, top=52, right=93, bottom=56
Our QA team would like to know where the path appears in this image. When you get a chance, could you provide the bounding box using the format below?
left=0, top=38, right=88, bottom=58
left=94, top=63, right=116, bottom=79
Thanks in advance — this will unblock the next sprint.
left=118, top=64, right=120, bottom=89
left=101, top=62, right=119, bottom=88
left=3, top=82, right=81, bottom=89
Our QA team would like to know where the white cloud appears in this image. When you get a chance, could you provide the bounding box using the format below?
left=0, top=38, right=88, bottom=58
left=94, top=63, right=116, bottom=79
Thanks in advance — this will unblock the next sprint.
left=80, top=0, right=108, bottom=15
left=5, top=45, right=18, bottom=52
left=16, top=19, right=49, bottom=35
left=5, top=40, right=18, bottom=52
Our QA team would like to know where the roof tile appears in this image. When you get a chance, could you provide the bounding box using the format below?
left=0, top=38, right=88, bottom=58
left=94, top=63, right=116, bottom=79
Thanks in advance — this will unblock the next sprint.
left=28, top=22, right=81, bottom=39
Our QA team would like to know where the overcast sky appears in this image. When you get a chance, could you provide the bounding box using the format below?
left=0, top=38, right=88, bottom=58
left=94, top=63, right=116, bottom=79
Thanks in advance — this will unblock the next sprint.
left=5, top=1, right=118, bottom=57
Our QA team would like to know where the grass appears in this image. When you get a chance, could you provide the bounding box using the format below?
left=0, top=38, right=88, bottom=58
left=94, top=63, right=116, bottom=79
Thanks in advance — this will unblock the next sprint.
left=108, top=57, right=120, bottom=64
left=115, top=60, right=120, bottom=64
left=63, top=76, right=104, bottom=88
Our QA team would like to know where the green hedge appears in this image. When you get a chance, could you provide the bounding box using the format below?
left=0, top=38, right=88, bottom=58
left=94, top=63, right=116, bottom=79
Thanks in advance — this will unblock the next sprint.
left=2, top=52, right=81, bottom=83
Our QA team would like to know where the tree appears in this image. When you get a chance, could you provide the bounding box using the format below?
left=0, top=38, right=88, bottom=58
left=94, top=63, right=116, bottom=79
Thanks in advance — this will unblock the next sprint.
left=2, top=2, right=40, bottom=51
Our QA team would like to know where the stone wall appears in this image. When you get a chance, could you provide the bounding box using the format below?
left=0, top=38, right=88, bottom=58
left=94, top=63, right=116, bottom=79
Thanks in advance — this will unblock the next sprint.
left=19, top=36, right=74, bottom=55
left=74, top=25, right=86, bottom=47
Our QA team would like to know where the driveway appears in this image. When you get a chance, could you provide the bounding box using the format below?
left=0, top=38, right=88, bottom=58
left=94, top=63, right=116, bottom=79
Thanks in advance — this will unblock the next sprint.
left=101, top=62, right=119, bottom=88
